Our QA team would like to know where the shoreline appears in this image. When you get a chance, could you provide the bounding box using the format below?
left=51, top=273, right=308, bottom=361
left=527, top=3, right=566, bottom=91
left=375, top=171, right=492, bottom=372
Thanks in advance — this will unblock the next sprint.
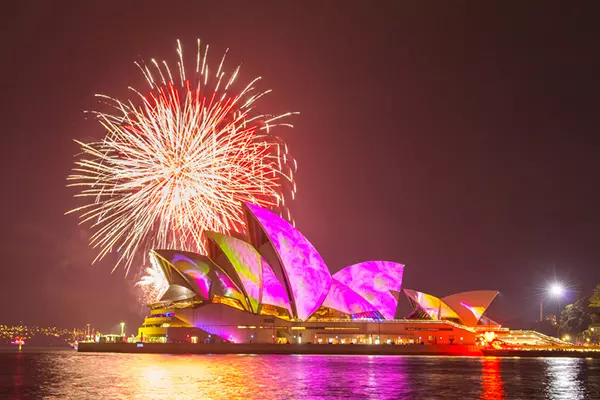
left=481, top=349, right=600, bottom=358
left=79, top=342, right=482, bottom=356
left=77, top=342, right=600, bottom=358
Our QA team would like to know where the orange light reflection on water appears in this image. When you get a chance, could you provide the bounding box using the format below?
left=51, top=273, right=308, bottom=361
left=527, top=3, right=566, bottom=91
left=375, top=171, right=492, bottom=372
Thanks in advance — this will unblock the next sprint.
left=4, top=351, right=597, bottom=399
left=126, top=354, right=284, bottom=400
left=481, top=356, right=504, bottom=400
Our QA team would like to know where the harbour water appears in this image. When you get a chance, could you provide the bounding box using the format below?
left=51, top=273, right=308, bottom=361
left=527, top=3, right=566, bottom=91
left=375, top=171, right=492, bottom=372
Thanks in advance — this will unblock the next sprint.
left=1, top=348, right=599, bottom=399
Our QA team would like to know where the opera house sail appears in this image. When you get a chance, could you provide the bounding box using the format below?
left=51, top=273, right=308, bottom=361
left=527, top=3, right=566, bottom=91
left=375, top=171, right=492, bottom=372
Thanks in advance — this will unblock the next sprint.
left=138, top=202, right=499, bottom=345
left=404, top=289, right=500, bottom=327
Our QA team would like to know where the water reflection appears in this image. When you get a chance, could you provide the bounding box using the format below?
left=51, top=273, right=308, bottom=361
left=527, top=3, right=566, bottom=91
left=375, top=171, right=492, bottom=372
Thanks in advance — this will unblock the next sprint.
left=544, top=358, right=586, bottom=400
left=0, top=350, right=598, bottom=400
left=127, top=354, right=272, bottom=399
left=480, top=356, right=504, bottom=400
left=286, top=355, right=411, bottom=399
left=10, top=353, right=24, bottom=400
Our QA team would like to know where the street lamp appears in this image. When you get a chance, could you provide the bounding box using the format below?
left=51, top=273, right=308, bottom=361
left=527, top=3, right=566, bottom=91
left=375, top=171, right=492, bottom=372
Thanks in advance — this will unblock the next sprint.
left=120, top=322, right=125, bottom=337
left=540, top=283, right=565, bottom=338
left=540, top=283, right=565, bottom=322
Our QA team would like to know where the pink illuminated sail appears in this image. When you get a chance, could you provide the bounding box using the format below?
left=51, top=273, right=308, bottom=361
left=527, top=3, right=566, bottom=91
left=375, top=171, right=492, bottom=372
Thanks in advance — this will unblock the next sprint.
left=261, top=260, right=293, bottom=316
left=150, top=250, right=212, bottom=299
left=244, top=203, right=332, bottom=321
left=322, top=279, right=379, bottom=316
left=151, top=249, right=249, bottom=311
left=333, top=261, right=405, bottom=319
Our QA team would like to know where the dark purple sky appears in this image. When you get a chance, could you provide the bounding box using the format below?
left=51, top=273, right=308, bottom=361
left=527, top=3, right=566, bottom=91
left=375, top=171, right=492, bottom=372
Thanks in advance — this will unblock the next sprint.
left=2, top=1, right=599, bottom=331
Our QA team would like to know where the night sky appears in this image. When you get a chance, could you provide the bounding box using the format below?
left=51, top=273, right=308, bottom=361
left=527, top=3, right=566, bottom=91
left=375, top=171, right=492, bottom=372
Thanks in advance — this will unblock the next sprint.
left=2, top=1, right=599, bottom=331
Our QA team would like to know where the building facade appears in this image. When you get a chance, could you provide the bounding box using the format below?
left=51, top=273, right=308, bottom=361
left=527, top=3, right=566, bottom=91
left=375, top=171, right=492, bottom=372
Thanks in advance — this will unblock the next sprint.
left=138, top=203, right=498, bottom=346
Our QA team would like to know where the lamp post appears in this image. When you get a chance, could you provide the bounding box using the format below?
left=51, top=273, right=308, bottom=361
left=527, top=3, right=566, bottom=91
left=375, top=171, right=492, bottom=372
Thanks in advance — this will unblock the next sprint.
left=550, top=283, right=564, bottom=329
left=540, top=283, right=564, bottom=320
left=540, top=283, right=564, bottom=337
left=120, top=322, right=125, bottom=337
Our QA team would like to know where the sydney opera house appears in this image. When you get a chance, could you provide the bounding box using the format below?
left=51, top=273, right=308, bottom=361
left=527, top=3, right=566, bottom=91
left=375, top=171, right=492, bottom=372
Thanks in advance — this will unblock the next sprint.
left=138, top=203, right=500, bottom=345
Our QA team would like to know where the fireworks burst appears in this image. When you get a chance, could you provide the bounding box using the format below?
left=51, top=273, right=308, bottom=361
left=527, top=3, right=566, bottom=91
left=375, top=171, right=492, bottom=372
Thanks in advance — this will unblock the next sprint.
left=135, top=255, right=170, bottom=302
left=68, top=39, right=297, bottom=301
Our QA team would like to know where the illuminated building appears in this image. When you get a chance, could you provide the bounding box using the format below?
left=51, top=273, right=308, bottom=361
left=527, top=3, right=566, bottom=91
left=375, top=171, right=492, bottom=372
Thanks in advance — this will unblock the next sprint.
left=138, top=203, right=497, bottom=345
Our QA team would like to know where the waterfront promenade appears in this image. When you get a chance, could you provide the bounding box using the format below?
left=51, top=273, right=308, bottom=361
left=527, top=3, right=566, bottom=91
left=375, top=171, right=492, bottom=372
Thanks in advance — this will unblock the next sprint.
left=79, top=342, right=482, bottom=356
